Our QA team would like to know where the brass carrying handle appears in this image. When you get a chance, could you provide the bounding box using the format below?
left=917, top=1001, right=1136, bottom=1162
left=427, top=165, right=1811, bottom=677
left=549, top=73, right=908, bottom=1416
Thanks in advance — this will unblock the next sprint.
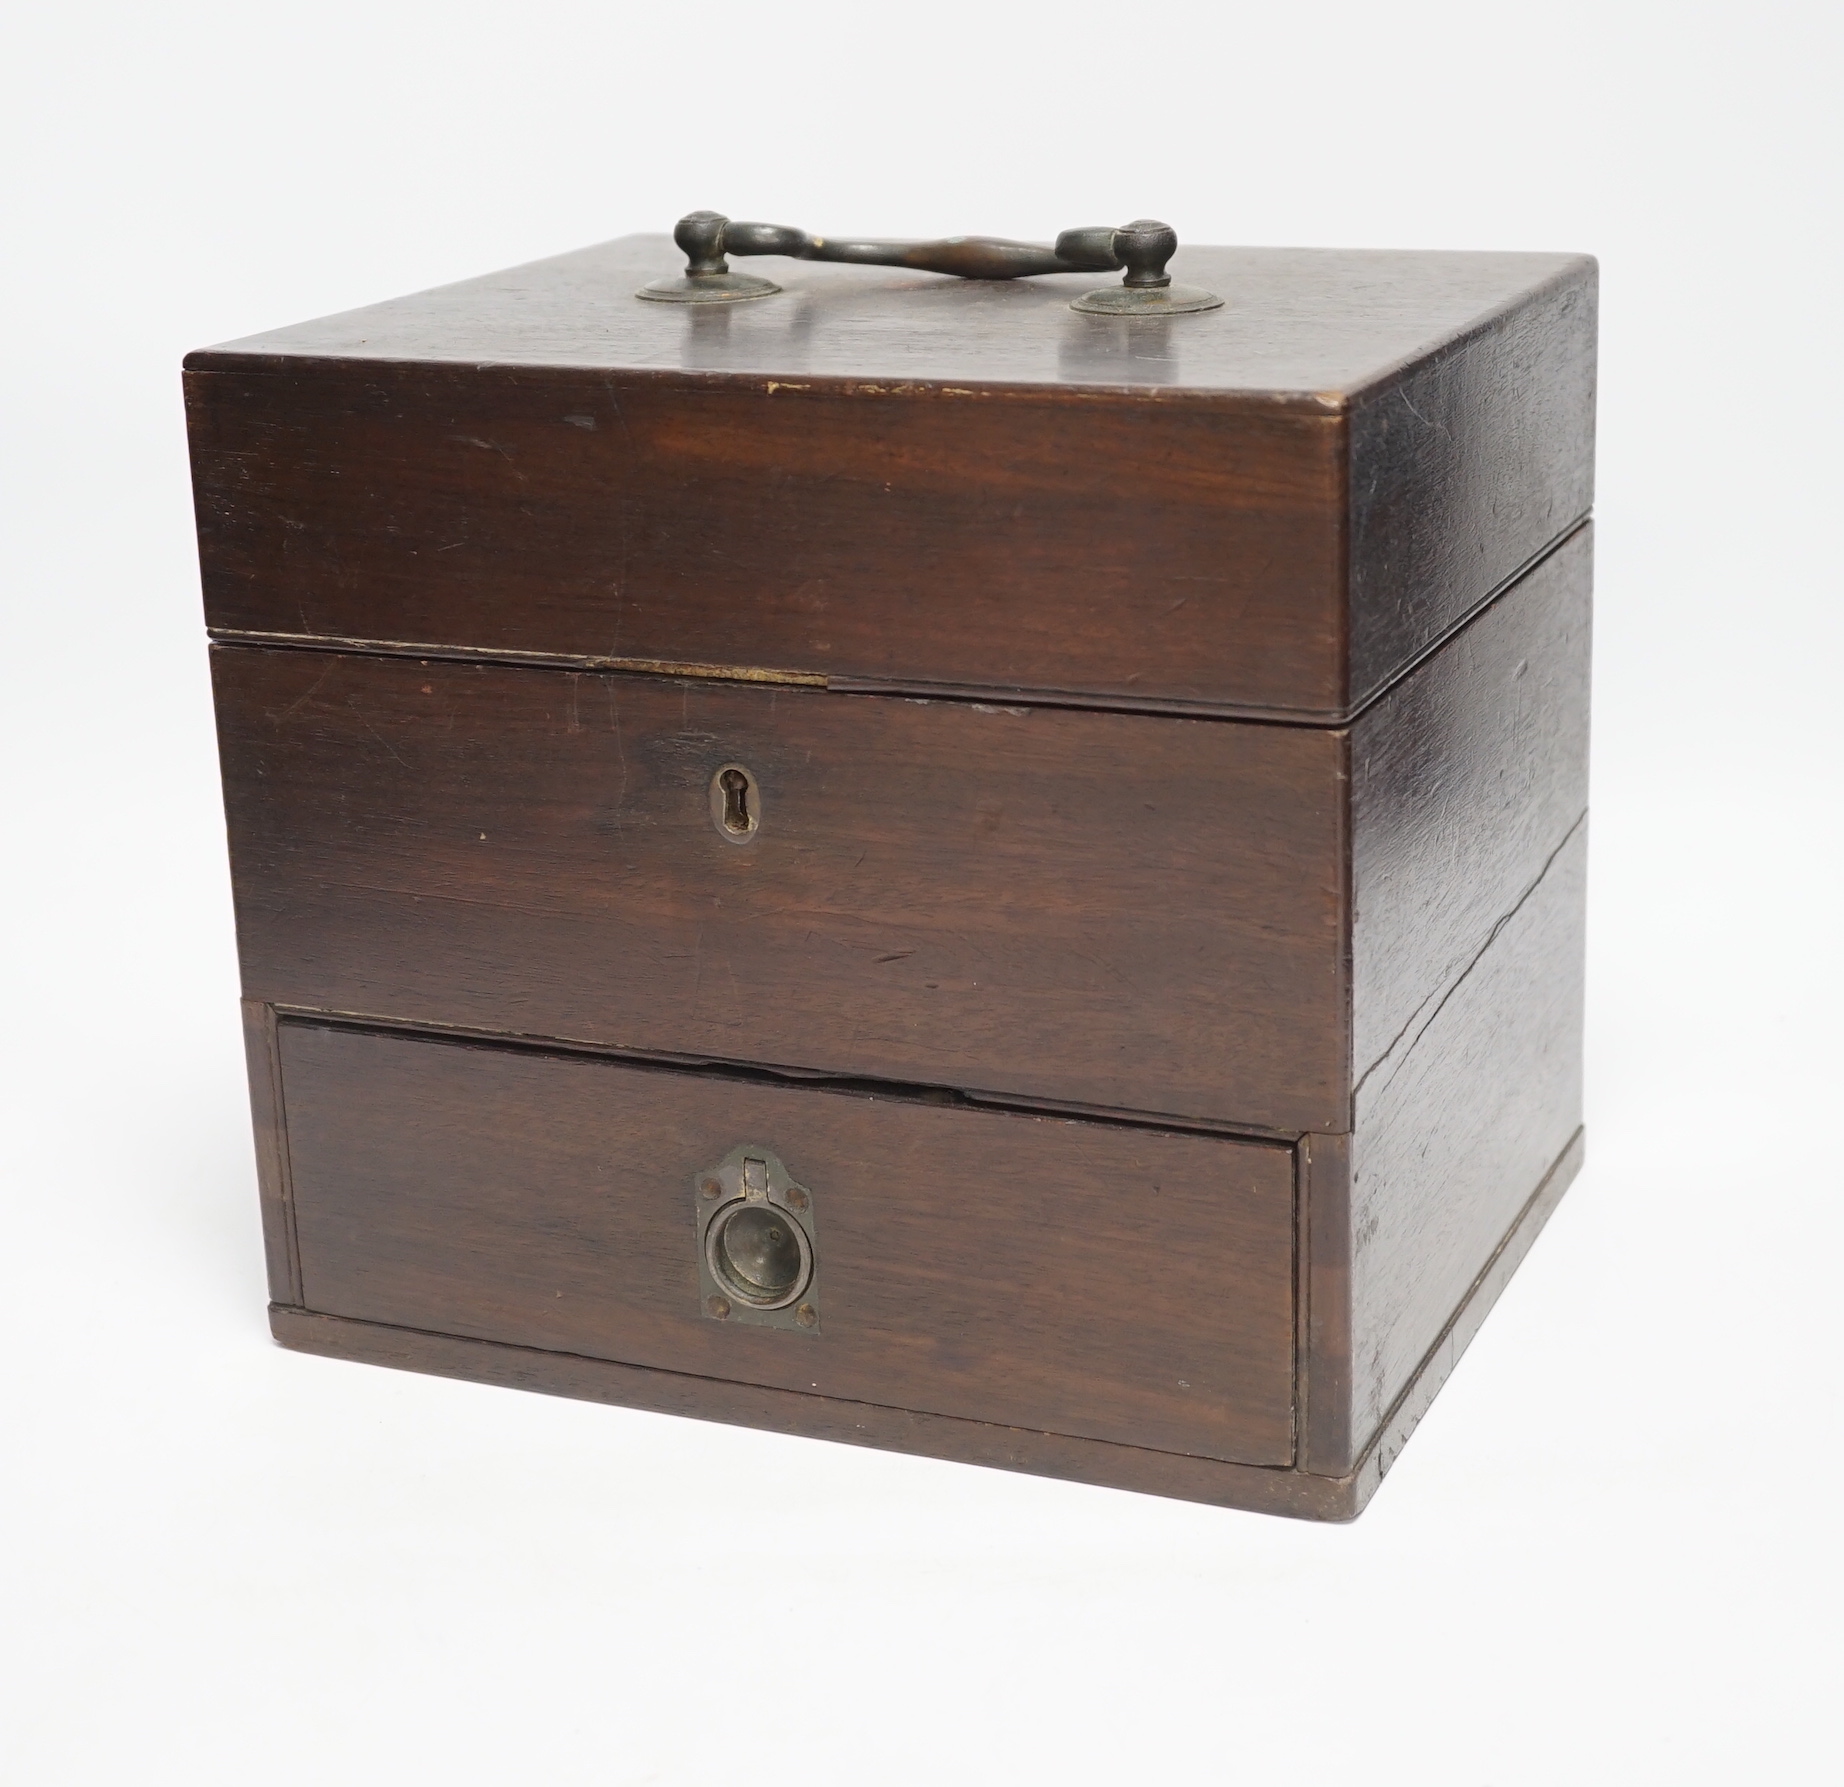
left=638, top=212, right=1224, bottom=315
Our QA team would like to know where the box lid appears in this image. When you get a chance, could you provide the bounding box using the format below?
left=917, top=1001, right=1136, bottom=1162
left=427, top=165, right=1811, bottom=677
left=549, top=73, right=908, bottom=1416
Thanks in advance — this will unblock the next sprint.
left=186, top=234, right=1595, bottom=719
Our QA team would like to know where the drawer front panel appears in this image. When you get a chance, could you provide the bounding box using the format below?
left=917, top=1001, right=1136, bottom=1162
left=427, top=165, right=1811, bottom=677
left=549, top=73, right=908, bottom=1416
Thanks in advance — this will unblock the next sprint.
left=279, top=1021, right=1298, bottom=1465
left=216, top=647, right=1348, bottom=1131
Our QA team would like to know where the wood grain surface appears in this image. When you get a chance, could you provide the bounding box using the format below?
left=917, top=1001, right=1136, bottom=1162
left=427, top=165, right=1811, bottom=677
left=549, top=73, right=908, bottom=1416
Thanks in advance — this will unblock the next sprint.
left=191, top=237, right=1587, bottom=394
left=1310, top=822, right=1588, bottom=1469
left=1368, top=1128, right=1583, bottom=1485
left=198, top=233, right=1597, bottom=1511
left=187, top=240, right=1594, bottom=718
left=1346, top=277, right=1595, bottom=704
left=1298, top=1127, right=1353, bottom=1474
left=215, top=646, right=1349, bottom=1131
left=1352, top=524, right=1591, bottom=1087
left=265, top=1120, right=1579, bottom=1523
left=239, top=1000, right=299, bottom=1305
left=277, top=1020, right=1299, bottom=1465
left=272, top=1306, right=1349, bottom=1518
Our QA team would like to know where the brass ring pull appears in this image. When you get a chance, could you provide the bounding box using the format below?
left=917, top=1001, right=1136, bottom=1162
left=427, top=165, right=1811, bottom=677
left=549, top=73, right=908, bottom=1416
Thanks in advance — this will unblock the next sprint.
left=694, top=1146, right=820, bottom=1334
left=639, top=213, right=1223, bottom=316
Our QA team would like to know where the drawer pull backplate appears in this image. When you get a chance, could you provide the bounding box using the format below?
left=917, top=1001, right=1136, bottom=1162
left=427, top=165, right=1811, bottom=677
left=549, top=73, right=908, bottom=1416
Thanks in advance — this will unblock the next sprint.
left=694, top=1144, right=818, bottom=1333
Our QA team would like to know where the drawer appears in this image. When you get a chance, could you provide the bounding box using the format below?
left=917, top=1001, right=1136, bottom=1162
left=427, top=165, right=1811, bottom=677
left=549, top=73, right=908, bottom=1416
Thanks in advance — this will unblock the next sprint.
left=216, top=646, right=1349, bottom=1131
left=277, top=1020, right=1298, bottom=1466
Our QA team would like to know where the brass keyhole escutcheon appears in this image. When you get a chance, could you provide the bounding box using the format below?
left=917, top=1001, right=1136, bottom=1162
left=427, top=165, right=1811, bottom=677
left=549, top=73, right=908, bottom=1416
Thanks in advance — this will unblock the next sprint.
left=710, top=763, right=760, bottom=843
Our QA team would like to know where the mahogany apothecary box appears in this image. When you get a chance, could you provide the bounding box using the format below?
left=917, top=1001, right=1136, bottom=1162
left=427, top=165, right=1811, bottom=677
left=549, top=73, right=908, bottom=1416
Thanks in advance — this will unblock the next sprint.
left=186, top=219, right=1594, bottom=1519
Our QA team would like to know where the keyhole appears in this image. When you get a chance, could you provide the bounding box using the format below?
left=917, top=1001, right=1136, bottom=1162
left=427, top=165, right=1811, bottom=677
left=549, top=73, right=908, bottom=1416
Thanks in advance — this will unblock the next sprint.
left=721, top=770, right=751, bottom=833
left=709, top=763, right=760, bottom=842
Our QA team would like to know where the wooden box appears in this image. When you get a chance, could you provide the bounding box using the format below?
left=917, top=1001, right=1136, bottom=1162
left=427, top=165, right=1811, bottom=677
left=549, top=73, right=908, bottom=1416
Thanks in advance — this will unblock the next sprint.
left=187, top=225, right=1594, bottom=1518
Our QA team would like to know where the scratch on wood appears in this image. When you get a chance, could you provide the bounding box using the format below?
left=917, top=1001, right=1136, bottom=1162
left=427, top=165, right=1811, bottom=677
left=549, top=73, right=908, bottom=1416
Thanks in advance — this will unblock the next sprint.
left=1352, top=810, right=1587, bottom=1110
left=274, top=661, right=335, bottom=724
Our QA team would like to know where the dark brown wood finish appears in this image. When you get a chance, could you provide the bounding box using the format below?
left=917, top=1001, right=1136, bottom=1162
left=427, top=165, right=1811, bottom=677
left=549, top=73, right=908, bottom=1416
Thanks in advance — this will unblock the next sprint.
left=188, top=370, right=1345, bottom=714
left=1299, top=1127, right=1352, bottom=1472
left=199, top=230, right=1597, bottom=1517
left=277, top=1020, right=1298, bottom=1465
left=212, top=521, right=1585, bottom=1141
left=239, top=999, right=300, bottom=1305
left=213, top=646, right=1349, bottom=1132
left=1351, top=524, right=1591, bottom=1088
left=1367, top=1128, right=1582, bottom=1484
left=1347, top=274, right=1594, bottom=704
left=1347, top=822, right=1587, bottom=1456
left=272, top=1305, right=1351, bottom=1518
left=265, top=1123, right=1580, bottom=1522
left=1305, top=825, right=1588, bottom=1473
left=187, top=239, right=1594, bottom=719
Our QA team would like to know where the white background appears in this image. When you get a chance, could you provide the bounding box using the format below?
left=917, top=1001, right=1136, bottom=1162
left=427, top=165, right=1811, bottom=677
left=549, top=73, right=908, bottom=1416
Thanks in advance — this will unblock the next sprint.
left=3, top=2, right=1840, bottom=1780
